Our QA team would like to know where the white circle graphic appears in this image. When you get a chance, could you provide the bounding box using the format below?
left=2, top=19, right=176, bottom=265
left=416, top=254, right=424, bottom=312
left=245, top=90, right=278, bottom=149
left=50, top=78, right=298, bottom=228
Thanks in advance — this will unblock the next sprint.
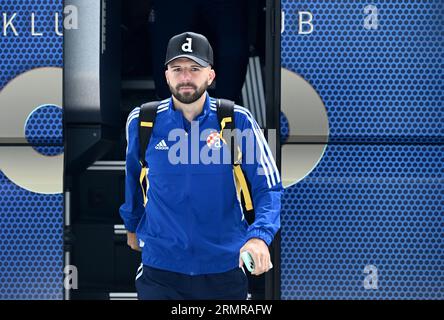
left=0, top=67, right=63, bottom=194
left=281, top=68, right=329, bottom=188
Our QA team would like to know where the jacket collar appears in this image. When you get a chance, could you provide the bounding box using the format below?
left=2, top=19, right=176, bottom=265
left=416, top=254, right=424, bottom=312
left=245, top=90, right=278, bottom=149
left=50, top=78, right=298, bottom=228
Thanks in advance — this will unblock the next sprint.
left=168, top=91, right=212, bottom=122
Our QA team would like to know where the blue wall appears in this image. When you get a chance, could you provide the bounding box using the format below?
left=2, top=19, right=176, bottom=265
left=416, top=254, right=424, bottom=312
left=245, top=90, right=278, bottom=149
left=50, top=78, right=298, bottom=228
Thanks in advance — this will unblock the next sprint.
left=0, top=0, right=64, bottom=299
left=281, top=0, right=443, bottom=299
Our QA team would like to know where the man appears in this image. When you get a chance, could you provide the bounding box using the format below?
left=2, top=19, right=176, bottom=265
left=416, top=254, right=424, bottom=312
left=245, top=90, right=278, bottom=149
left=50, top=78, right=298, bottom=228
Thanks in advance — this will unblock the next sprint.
left=119, top=32, right=282, bottom=300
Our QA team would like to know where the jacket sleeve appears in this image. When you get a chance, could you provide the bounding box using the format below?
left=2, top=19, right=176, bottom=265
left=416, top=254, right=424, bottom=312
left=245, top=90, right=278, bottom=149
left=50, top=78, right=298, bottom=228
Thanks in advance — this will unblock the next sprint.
left=119, top=107, right=145, bottom=233
left=234, top=106, right=283, bottom=246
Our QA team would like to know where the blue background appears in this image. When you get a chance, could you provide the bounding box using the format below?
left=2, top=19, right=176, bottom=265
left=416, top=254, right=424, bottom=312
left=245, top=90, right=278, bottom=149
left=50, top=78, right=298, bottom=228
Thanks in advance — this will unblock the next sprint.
left=0, top=0, right=63, bottom=299
left=281, top=0, right=443, bottom=299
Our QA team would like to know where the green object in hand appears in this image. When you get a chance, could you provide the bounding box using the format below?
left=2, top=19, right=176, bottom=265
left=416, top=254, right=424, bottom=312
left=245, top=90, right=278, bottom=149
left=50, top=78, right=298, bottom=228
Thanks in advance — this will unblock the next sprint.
left=241, top=251, right=274, bottom=273
left=241, top=251, right=255, bottom=272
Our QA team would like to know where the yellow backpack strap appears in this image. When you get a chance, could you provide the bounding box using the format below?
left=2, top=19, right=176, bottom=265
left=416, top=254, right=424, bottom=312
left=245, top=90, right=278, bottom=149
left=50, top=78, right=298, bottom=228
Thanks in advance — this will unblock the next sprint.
left=233, top=165, right=253, bottom=211
left=138, top=101, right=159, bottom=206
left=216, top=98, right=237, bottom=163
left=219, top=116, right=232, bottom=144
left=217, top=99, right=254, bottom=212
left=139, top=164, right=148, bottom=206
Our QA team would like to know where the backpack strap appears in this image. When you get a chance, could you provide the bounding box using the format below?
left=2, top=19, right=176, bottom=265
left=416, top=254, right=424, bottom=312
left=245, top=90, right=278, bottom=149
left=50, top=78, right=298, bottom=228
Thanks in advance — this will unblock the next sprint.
left=139, top=101, right=159, bottom=166
left=138, top=101, right=159, bottom=206
left=216, top=99, right=237, bottom=165
left=216, top=99, right=254, bottom=215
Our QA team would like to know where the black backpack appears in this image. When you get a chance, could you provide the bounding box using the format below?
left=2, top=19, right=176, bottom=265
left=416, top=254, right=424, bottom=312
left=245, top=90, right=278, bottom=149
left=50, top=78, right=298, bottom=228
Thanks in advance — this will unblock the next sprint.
left=137, top=99, right=255, bottom=224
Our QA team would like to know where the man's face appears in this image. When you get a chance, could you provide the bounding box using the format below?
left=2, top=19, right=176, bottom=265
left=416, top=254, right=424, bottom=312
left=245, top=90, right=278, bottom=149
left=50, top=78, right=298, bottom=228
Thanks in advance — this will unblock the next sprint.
left=165, top=58, right=215, bottom=104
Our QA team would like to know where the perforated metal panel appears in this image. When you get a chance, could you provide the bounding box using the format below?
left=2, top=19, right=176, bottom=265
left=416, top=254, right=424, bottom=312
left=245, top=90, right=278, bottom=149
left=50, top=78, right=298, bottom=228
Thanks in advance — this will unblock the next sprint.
left=281, top=0, right=443, bottom=299
left=281, top=0, right=443, bottom=142
left=0, top=1, right=63, bottom=90
left=0, top=0, right=64, bottom=299
left=0, top=173, right=63, bottom=299
left=280, top=145, right=443, bottom=299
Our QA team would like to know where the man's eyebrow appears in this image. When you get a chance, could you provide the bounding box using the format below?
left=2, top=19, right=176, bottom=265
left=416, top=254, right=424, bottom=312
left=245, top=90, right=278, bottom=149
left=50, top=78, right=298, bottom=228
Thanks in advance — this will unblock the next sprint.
left=170, top=64, right=202, bottom=68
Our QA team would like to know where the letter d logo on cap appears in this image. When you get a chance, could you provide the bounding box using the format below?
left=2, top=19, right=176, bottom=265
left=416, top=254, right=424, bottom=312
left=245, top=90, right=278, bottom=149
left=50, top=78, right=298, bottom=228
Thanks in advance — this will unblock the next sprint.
left=181, top=38, right=193, bottom=52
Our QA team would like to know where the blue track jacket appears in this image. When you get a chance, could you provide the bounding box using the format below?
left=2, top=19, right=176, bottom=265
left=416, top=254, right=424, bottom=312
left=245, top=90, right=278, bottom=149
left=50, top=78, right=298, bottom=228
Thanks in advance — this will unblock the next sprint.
left=120, top=93, right=283, bottom=275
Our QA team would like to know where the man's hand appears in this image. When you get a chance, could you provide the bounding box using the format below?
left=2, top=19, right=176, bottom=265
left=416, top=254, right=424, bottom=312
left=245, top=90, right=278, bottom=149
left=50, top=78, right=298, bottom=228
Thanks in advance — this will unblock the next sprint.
left=127, top=232, right=141, bottom=252
left=239, top=238, right=271, bottom=276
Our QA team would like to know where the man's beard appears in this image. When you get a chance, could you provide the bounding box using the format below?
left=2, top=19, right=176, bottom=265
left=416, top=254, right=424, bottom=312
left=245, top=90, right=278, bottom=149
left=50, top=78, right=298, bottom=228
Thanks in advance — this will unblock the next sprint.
left=169, top=82, right=208, bottom=104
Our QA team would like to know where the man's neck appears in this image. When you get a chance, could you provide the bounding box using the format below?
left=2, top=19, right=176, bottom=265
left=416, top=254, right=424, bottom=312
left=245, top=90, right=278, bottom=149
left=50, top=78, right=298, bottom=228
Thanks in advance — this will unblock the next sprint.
left=172, top=93, right=207, bottom=123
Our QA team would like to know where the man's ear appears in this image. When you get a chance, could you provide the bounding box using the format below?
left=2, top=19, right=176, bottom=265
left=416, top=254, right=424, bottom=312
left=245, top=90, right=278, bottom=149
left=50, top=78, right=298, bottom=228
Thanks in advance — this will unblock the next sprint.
left=208, top=69, right=216, bottom=86
left=165, top=69, right=170, bottom=85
